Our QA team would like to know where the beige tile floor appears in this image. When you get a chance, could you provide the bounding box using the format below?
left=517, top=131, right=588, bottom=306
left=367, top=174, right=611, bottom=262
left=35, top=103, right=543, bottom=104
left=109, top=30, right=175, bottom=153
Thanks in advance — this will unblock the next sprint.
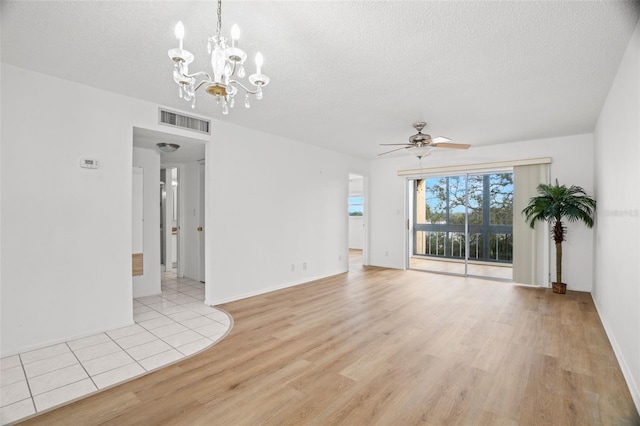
left=0, top=272, right=232, bottom=425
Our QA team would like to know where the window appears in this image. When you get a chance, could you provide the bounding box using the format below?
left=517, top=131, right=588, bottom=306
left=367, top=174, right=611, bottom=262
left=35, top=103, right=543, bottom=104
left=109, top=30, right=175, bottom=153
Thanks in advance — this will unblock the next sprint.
left=349, top=196, right=364, bottom=216
left=414, top=172, right=513, bottom=263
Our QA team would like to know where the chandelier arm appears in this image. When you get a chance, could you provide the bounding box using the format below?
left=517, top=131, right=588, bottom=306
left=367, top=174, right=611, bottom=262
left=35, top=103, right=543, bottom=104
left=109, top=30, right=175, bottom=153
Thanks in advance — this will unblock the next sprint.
left=193, top=80, right=211, bottom=93
left=184, top=71, right=213, bottom=81
left=228, top=80, right=258, bottom=95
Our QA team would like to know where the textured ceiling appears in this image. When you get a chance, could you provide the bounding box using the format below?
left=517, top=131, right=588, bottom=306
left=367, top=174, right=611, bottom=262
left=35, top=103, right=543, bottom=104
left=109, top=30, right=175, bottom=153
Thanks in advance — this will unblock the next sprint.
left=2, top=1, right=639, bottom=160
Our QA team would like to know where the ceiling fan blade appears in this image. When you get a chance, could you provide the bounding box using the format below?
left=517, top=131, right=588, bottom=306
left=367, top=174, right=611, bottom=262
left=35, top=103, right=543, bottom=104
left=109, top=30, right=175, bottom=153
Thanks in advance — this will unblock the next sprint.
left=380, top=143, right=412, bottom=146
left=378, top=146, right=408, bottom=156
left=432, top=136, right=451, bottom=143
left=433, top=142, right=471, bottom=149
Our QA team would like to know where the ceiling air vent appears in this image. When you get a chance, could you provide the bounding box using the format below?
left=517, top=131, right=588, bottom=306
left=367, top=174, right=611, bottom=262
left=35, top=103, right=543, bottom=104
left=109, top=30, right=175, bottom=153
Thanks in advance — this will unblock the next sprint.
left=159, top=108, right=211, bottom=135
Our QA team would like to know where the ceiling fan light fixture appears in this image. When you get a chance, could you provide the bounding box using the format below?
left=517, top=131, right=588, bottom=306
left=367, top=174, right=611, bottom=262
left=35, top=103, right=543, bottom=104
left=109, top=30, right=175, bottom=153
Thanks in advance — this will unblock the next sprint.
left=157, top=143, right=181, bottom=153
left=407, top=145, right=432, bottom=159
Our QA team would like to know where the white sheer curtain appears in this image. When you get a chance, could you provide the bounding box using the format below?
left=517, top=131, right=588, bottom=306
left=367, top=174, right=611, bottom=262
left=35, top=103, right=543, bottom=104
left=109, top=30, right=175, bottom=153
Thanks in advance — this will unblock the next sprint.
left=512, top=164, right=549, bottom=286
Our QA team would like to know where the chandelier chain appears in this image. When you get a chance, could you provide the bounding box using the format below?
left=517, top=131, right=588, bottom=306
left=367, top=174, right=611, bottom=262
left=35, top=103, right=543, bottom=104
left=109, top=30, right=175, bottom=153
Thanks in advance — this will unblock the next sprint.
left=216, top=0, right=222, bottom=36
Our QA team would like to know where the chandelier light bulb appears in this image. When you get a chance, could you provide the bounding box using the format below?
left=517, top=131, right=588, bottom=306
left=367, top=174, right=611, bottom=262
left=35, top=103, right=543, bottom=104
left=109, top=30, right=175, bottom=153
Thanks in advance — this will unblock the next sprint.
left=231, top=24, right=240, bottom=47
left=175, top=21, right=185, bottom=49
left=255, top=52, right=263, bottom=75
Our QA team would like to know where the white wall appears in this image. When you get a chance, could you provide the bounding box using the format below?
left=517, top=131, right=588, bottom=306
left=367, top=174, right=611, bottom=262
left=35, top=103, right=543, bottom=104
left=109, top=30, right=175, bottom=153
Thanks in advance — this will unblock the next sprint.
left=204, top=121, right=368, bottom=305
left=132, top=147, right=161, bottom=297
left=132, top=167, right=144, bottom=254
left=1, top=62, right=358, bottom=352
left=349, top=217, right=365, bottom=249
left=349, top=176, right=364, bottom=194
left=0, top=64, right=209, bottom=355
left=1, top=65, right=134, bottom=354
left=593, top=19, right=640, bottom=411
left=368, top=134, right=595, bottom=291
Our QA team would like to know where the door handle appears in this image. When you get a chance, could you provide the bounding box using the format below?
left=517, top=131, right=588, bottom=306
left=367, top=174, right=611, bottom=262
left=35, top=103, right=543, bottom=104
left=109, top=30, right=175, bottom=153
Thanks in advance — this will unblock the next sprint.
left=197, top=226, right=203, bottom=232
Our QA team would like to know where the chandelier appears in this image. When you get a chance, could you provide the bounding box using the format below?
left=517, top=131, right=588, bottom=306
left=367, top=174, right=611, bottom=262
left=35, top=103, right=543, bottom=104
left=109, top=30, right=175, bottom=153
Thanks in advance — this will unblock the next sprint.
left=167, top=0, right=269, bottom=114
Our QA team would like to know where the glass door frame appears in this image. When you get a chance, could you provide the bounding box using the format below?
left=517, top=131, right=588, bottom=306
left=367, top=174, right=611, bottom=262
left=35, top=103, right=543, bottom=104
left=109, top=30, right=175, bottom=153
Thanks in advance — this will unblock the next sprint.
left=406, top=169, right=514, bottom=281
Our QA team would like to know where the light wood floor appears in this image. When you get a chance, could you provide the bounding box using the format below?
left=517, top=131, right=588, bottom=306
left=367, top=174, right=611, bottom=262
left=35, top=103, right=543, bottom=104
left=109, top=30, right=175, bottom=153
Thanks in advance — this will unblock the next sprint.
left=21, top=263, right=638, bottom=425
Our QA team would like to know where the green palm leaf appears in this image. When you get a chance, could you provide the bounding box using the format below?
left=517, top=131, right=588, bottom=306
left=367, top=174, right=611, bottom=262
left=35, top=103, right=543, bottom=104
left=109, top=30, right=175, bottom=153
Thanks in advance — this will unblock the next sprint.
left=521, top=180, right=596, bottom=286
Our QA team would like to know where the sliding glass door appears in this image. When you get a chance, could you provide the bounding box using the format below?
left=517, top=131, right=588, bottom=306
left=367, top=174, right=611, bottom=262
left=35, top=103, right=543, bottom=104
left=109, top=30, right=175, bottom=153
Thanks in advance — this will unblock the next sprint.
left=409, top=171, right=513, bottom=280
left=411, top=175, right=467, bottom=275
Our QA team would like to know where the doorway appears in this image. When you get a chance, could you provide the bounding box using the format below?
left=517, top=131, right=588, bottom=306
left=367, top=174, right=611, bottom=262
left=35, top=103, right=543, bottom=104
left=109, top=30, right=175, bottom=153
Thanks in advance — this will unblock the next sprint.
left=348, top=173, right=366, bottom=268
left=408, top=171, right=514, bottom=280
left=132, top=127, right=207, bottom=289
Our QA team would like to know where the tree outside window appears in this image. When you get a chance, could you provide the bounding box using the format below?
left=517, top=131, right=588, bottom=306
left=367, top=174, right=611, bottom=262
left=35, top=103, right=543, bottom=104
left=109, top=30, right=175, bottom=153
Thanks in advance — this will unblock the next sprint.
left=349, top=196, right=364, bottom=216
left=415, top=172, right=513, bottom=262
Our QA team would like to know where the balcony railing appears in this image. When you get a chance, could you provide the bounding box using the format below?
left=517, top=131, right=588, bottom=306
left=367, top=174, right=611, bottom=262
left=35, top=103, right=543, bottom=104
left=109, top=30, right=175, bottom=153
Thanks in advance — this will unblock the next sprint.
left=415, top=230, right=512, bottom=263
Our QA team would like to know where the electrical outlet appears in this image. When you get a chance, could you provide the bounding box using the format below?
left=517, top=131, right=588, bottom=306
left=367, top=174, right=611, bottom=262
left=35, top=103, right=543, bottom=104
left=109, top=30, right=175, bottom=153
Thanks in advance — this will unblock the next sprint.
left=385, top=251, right=389, bottom=256
left=291, top=264, right=295, bottom=272
left=338, top=254, right=342, bottom=261
left=303, top=262, right=307, bottom=270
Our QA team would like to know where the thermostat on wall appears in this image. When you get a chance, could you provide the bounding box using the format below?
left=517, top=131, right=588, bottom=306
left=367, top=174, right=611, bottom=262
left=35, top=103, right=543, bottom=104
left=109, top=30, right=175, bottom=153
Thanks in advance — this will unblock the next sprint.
left=80, top=158, right=100, bottom=169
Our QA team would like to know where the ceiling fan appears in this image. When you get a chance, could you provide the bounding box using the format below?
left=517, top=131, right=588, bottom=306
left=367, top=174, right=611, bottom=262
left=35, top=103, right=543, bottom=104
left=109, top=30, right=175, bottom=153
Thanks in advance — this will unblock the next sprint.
left=379, top=122, right=470, bottom=159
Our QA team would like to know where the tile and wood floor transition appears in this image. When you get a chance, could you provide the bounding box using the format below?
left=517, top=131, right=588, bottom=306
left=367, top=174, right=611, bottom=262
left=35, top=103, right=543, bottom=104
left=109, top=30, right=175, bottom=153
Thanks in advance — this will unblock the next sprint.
left=0, top=273, right=231, bottom=425
left=8, top=251, right=640, bottom=425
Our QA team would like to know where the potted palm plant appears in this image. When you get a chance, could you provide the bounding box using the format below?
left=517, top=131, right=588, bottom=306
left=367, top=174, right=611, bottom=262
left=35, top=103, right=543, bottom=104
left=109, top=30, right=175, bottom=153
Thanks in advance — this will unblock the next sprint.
left=522, top=180, right=596, bottom=294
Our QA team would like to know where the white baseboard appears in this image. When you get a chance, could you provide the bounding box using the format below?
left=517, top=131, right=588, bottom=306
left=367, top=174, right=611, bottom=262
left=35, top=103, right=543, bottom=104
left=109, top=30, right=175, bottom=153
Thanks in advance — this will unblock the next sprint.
left=592, top=296, right=640, bottom=414
left=1, top=319, right=135, bottom=358
left=205, top=270, right=346, bottom=306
